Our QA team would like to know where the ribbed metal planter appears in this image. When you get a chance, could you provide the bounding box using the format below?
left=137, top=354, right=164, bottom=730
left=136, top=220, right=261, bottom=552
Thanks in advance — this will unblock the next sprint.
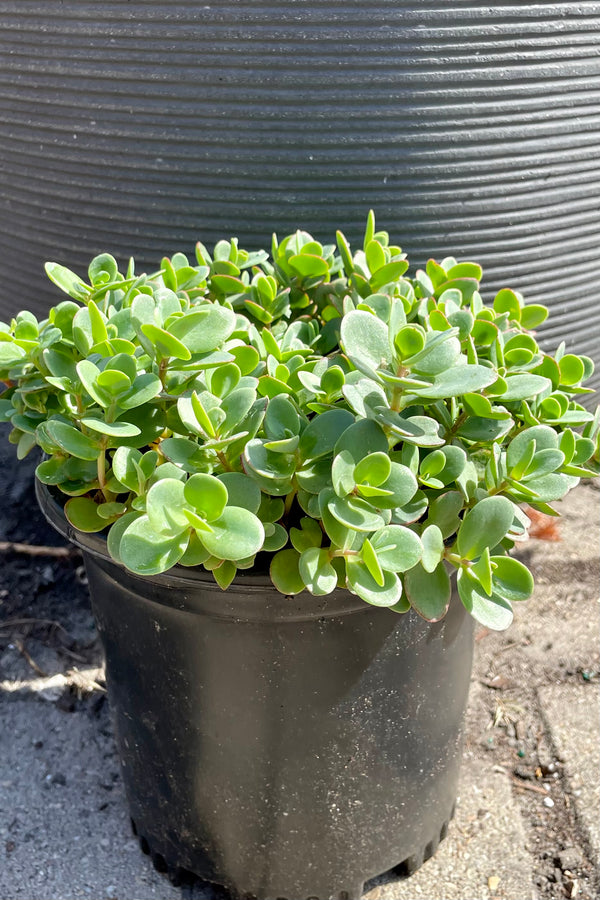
left=37, top=481, right=474, bottom=899
left=1, top=3, right=599, bottom=390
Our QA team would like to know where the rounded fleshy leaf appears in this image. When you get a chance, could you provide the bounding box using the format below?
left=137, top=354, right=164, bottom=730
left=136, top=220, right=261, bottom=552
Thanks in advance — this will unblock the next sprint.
left=184, top=473, right=228, bottom=522
left=146, top=478, right=190, bottom=536
left=457, top=496, right=515, bottom=560
left=354, top=451, right=391, bottom=487
left=409, top=364, right=497, bottom=399
left=501, top=374, right=552, bottom=401
left=469, top=547, right=493, bottom=596
left=141, top=323, right=191, bottom=361
left=168, top=306, right=236, bottom=354
left=80, top=418, right=141, bottom=438
left=327, top=494, right=386, bottom=532
left=420, top=524, right=444, bottom=573
left=370, top=524, right=422, bottom=573
left=340, top=309, right=392, bottom=374
left=179, top=532, right=212, bottom=567
left=490, top=555, right=534, bottom=601
left=45, top=262, right=89, bottom=300
left=298, top=547, right=338, bottom=596
left=119, top=515, right=189, bottom=575
left=558, top=354, right=585, bottom=386
left=46, top=420, right=102, bottom=461
left=64, top=497, right=107, bottom=533
left=119, top=373, right=162, bottom=410
left=333, top=418, right=388, bottom=463
left=361, top=538, right=385, bottom=586
left=457, top=569, right=514, bottom=631
left=111, top=446, right=143, bottom=493
left=217, top=472, right=262, bottom=513
left=262, top=523, right=288, bottom=553
left=299, top=408, right=355, bottom=460
left=106, top=511, right=143, bottom=564
left=198, top=507, right=265, bottom=560
left=264, top=394, right=301, bottom=441
left=404, top=562, right=451, bottom=621
left=212, top=560, right=238, bottom=590
left=270, top=549, right=305, bottom=595
left=331, top=450, right=356, bottom=497
left=376, top=462, right=418, bottom=510
left=346, top=561, right=402, bottom=607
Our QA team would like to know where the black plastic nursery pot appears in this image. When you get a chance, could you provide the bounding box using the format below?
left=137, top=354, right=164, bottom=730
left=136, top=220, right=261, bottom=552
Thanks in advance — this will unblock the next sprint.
left=37, top=482, right=474, bottom=900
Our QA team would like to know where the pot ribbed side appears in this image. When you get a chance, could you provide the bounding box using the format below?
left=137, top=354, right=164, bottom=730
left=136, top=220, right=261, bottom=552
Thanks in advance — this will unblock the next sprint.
left=1, top=2, right=599, bottom=390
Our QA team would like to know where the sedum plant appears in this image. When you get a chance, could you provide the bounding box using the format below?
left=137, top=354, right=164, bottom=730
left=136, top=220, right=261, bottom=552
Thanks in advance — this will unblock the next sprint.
left=0, top=212, right=598, bottom=630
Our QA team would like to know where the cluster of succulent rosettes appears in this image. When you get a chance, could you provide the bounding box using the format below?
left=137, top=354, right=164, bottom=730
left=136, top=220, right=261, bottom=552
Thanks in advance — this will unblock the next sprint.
left=0, top=213, right=598, bottom=630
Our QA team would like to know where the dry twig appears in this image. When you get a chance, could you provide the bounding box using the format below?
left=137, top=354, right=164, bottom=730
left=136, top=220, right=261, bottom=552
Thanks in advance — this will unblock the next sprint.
left=0, top=540, right=78, bottom=558
left=511, top=777, right=550, bottom=796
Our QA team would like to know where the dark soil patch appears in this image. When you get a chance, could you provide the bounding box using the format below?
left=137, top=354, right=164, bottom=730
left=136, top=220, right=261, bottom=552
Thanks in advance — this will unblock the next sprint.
left=0, top=425, right=102, bottom=704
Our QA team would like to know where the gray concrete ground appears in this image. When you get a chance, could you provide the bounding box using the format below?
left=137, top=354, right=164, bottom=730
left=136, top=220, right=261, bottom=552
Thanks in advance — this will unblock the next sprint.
left=0, top=483, right=598, bottom=900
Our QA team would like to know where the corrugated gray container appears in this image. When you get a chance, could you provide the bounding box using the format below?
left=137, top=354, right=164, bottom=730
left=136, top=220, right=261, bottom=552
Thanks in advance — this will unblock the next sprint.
left=0, top=2, right=599, bottom=393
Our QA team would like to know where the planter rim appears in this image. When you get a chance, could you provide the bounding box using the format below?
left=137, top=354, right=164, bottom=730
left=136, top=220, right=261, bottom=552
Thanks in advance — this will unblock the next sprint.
left=35, top=478, right=371, bottom=622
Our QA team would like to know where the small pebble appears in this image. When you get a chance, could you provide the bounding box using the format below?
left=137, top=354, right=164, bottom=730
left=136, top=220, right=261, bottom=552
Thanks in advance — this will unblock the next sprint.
left=556, top=848, right=582, bottom=871
left=543, top=797, right=555, bottom=808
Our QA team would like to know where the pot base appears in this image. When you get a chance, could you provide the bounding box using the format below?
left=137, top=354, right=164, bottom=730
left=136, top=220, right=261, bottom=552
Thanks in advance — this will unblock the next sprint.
left=132, top=808, right=456, bottom=900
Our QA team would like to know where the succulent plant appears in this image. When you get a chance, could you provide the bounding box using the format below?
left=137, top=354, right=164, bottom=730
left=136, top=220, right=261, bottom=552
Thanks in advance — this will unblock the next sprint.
left=1, top=212, right=598, bottom=629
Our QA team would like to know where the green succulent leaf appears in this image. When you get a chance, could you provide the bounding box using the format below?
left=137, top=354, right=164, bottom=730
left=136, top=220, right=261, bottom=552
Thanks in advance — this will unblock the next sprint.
left=119, top=373, right=162, bottom=410
left=146, top=478, right=191, bottom=536
left=119, top=515, right=189, bottom=576
left=420, top=524, right=445, bottom=573
left=80, top=418, right=141, bottom=438
left=270, top=549, right=305, bottom=595
left=198, top=507, right=265, bottom=560
left=45, top=262, right=89, bottom=300
left=354, top=451, right=391, bottom=487
left=106, top=511, right=144, bottom=564
left=427, top=491, right=463, bottom=539
left=340, top=309, right=392, bottom=374
left=370, top=524, right=422, bottom=573
left=140, top=323, right=192, bottom=361
left=469, top=546, right=493, bottom=596
left=408, top=364, right=497, bottom=399
left=404, top=562, right=451, bottom=621
left=45, top=420, right=102, bottom=461
left=490, top=555, right=534, bottom=601
left=346, top=560, right=402, bottom=607
left=168, top=306, right=236, bottom=353
left=333, top=418, right=388, bottom=463
left=299, top=408, right=355, bottom=460
left=457, top=569, right=514, bottom=631
left=184, top=473, right=228, bottom=522
left=332, top=450, right=356, bottom=497
left=299, top=547, right=338, bottom=596
left=327, top=494, right=386, bottom=532
left=361, top=537, right=385, bottom=586
left=501, top=374, right=552, bottom=401
left=217, top=472, right=262, bottom=513
left=178, top=532, right=212, bottom=567
left=64, top=497, right=108, bottom=533
left=457, top=496, right=515, bottom=560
